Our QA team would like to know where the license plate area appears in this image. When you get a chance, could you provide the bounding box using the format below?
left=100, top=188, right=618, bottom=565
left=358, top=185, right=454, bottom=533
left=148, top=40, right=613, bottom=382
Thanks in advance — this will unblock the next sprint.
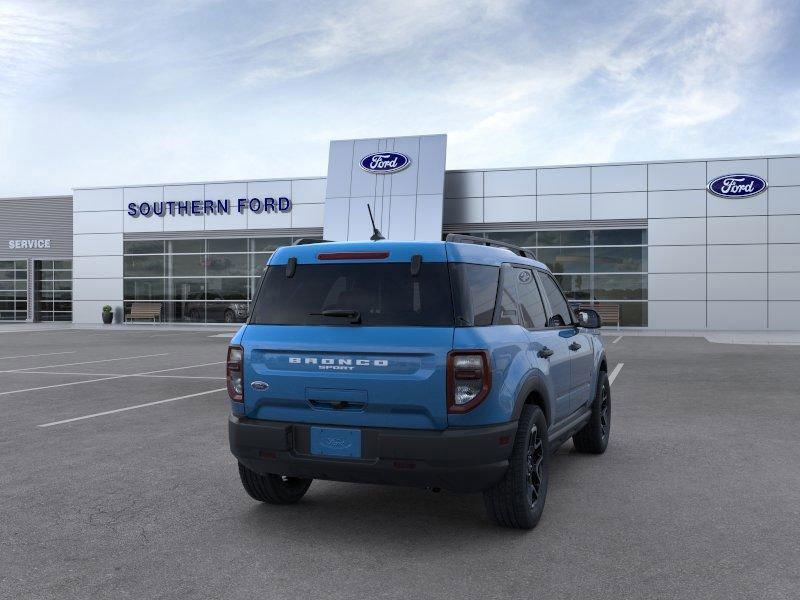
left=310, top=427, right=362, bottom=458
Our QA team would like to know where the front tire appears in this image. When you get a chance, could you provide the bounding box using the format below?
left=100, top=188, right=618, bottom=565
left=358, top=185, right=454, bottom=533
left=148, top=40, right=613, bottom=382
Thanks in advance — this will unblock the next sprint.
left=238, top=463, right=312, bottom=504
left=572, top=371, right=611, bottom=454
left=483, top=405, right=549, bottom=529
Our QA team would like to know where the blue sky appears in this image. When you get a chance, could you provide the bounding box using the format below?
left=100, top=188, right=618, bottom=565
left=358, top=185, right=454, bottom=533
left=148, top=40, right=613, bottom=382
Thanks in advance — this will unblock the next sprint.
left=1, top=0, right=799, bottom=196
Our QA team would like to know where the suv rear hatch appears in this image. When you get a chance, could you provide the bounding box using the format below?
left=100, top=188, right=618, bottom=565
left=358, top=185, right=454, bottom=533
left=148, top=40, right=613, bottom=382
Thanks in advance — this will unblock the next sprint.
left=242, top=245, right=454, bottom=430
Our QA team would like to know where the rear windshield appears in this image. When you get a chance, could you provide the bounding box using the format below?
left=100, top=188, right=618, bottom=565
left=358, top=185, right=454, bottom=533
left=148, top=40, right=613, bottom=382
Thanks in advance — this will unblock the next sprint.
left=250, top=262, right=454, bottom=326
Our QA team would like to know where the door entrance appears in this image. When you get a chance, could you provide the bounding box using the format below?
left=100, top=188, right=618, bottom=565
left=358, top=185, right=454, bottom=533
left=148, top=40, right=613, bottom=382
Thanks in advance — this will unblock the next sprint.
left=34, top=260, right=73, bottom=322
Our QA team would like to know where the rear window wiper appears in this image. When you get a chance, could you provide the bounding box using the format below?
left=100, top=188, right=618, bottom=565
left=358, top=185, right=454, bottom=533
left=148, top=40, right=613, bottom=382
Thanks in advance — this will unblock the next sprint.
left=310, top=309, right=362, bottom=324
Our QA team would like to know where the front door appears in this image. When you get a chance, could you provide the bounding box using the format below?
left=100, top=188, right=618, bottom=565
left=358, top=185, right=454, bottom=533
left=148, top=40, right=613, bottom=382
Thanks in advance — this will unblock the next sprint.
left=535, top=271, right=594, bottom=415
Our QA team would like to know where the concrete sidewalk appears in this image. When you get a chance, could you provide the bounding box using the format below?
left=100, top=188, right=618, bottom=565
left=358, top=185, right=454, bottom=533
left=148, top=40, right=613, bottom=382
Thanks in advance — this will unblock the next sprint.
left=602, top=328, right=800, bottom=345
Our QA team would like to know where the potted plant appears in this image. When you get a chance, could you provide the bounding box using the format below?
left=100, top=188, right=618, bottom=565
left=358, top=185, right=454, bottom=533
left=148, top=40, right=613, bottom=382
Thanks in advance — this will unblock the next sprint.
left=102, top=305, right=113, bottom=324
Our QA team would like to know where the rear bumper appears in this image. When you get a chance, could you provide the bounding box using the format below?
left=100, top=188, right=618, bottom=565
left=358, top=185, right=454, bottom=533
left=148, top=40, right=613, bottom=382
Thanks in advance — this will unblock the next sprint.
left=229, top=415, right=517, bottom=493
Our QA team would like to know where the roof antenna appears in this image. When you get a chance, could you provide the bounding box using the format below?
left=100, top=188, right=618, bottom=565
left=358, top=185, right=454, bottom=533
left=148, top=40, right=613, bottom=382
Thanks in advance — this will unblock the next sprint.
left=367, top=204, right=385, bottom=241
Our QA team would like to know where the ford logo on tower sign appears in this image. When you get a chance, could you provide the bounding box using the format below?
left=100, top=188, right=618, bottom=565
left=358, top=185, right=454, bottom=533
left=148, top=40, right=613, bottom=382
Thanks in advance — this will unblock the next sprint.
left=707, top=174, right=767, bottom=198
left=360, top=152, right=411, bottom=174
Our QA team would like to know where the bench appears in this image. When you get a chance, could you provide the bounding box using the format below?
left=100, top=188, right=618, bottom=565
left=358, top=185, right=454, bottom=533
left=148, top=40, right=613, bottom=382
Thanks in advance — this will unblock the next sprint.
left=125, top=303, right=162, bottom=323
left=578, top=303, right=620, bottom=329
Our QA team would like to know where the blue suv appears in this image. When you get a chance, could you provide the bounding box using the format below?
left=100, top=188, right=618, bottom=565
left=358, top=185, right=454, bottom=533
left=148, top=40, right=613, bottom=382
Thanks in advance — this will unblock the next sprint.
left=228, top=234, right=609, bottom=529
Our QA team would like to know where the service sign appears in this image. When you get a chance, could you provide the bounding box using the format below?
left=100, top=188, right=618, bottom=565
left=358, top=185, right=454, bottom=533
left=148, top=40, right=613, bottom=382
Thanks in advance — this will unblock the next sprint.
left=360, top=152, right=411, bottom=174
left=8, top=239, right=51, bottom=249
left=707, top=174, right=767, bottom=198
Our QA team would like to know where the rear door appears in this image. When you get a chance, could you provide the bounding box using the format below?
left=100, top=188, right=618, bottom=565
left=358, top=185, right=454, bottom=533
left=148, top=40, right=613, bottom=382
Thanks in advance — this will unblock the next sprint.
left=242, top=257, right=454, bottom=430
left=536, top=271, right=594, bottom=413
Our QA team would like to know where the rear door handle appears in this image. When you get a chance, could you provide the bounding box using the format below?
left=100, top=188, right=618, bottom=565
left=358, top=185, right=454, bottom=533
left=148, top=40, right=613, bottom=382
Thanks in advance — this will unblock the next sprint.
left=537, top=347, right=554, bottom=359
left=569, top=342, right=582, bottom=351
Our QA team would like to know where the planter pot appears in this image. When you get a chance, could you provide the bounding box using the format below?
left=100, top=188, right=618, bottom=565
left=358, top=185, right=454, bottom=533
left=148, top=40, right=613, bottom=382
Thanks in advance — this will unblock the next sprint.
left=102, top=312, right=113, bottom=325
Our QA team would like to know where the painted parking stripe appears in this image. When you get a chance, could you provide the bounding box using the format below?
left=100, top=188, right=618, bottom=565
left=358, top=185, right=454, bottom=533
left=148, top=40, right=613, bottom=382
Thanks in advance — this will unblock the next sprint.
left=608, top=362, right=624, bottom=384
left=0, top=361, right=223, bottom=397
left=38, top=388, right=227, bottom=427
left=0, top=351, right=77, bottom=360
left=611, top=336, right=623, bottom=344
left=0, top=353, right=170, bottom=373
left=8, top=371, right=223, bottom=380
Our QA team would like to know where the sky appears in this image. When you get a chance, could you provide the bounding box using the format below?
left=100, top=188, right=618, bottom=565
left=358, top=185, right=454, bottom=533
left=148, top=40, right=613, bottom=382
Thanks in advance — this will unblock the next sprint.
left=1, top=0, right=799, bottom=197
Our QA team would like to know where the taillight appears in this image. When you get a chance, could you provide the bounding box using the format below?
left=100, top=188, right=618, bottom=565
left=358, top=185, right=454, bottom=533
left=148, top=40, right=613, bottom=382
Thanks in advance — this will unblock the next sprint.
left=447, top=350, right=491, bottom=413
left=227, top=345, right=244, bottom=402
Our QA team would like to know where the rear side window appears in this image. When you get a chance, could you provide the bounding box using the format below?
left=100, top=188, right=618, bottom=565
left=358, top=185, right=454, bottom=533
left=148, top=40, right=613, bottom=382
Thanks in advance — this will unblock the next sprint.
left=449, top=263, right=499, bottom=326
left=515, top=268, right=547, bottom=329
left=494, top=266, right=519, bottom=325
left=250, top=262, right=453, bottom=326
left=538, top=272, right=572, bottom=326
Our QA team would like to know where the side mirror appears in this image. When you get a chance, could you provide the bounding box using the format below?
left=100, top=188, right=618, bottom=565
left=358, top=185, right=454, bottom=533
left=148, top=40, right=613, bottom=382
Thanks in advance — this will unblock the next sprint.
left=576, top=308, right=601, bottom=329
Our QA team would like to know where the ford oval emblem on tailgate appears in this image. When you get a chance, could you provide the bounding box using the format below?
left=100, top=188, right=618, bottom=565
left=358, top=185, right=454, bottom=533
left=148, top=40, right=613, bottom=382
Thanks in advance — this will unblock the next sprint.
left=250, top=381, right=269, bottom=390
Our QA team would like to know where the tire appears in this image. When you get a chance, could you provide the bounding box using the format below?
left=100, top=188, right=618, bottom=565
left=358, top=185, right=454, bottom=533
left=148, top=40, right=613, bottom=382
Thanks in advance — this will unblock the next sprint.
left=237, top=462, right=312, bottom=505
left=483, top=405, right=549, bottom=529
left=572, top=371, right=611, bottom=454
left=224, top=310, right=235, bottom=324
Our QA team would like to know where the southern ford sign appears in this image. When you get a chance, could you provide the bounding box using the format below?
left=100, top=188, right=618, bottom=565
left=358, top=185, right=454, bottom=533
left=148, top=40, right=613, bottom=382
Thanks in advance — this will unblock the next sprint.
left=127, top=197, right=290, bottom=217
left=360, top=152, right=411, bottom=174
left=707, top=174, right=767, bottom=198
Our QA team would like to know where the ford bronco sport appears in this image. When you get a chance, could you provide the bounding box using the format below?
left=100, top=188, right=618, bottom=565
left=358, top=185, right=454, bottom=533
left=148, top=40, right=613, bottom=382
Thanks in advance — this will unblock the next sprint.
left=228, top=234, right=609, bottom=529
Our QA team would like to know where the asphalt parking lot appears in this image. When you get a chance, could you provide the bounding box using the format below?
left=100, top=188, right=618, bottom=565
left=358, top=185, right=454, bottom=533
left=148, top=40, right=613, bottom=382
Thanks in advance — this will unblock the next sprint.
left=1, top=328, right=799, bottom=599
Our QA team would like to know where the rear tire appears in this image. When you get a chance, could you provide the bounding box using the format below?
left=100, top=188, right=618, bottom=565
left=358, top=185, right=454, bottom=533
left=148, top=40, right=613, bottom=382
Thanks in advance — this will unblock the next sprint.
left=238, top=463, right=312, bottom=504
left=483, top=405, right=549, bottom=529
left=224, top=309, right=235, bottom=323
left=572, top=371, right=611, bottom=454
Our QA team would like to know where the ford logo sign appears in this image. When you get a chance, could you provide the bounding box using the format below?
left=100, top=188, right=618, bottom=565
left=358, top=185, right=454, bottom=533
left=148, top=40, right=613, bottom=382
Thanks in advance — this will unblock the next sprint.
left=707, top=174, right=767, bottom=198
left=360, top=152, right=411, bottom=174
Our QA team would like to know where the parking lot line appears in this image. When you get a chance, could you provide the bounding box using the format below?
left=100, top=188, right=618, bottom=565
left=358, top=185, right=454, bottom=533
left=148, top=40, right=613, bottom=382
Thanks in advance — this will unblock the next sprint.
left=0, top=361, right=223, bottom=397
left=8, top=371, right=223, bottom=380
left=0, top=351, right=77, bottom=361
left=611, top=336, right=622, bottom=344
left=0, top=353, right=170, bottom=373
left=37, top=387, right=227, bottom=427
left=608, top=362, right=624, bottom=384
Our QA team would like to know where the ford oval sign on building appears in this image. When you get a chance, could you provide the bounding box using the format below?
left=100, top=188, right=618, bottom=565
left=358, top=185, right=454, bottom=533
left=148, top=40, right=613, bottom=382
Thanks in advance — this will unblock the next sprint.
left=360, top=152, right=411, bottom=174
left=707, top=174, right=768, bottom=198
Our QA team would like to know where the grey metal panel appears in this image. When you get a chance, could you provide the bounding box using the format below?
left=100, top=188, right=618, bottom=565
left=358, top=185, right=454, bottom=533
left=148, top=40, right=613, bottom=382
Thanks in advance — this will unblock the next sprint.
left=442, top=218, right=647, bottom=232
left=123, top=227, right=323, bottom=240
left=769, top=157, right=800, bottom=187
left=591, top=164, right=646, bottom=193
left=324, top=134, right=446, bottom=241
left=0, top=196, right=73, bottom=259
left=647, top=161, right=706, bottom=191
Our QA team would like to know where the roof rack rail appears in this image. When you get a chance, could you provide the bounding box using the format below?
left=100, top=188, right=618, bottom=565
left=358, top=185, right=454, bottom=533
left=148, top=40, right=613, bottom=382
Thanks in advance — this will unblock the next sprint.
left=445, top=233, right=537, bottom=260
left=292, top=238, right=332, bottom=246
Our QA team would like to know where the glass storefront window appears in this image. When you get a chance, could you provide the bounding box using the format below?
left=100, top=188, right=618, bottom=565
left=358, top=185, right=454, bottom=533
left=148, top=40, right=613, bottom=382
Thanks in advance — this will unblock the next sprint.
left=206, top=254, right=247, bottom=276
left=592, top=274, right=647, bottom=300
left=124, top=255, right=165, bottom=277
left=594, top=229, right=647, bottom=245
left=537, top=248, right=590, bottom=273
left=35, top=260, right=71, bottom=322
left=0, top=260, right=27, bottom=321
left=593, top=247, right=646, bottom=273
left=537, top=230, right=590, bottom=247
left=122, top=236, right=315, bottom=323
left=169, top=254, right=204, bottom=277
left=208, top=238, right=247, bottom=253
left=170, top=239, right=204, bottom=253
left=480, top=231, right=537, bottom=248
left=253, top=237, right=292, bottom=252
left=447, top=227, right=647, bottom=326
left=124, top=240, right=165, bottom=255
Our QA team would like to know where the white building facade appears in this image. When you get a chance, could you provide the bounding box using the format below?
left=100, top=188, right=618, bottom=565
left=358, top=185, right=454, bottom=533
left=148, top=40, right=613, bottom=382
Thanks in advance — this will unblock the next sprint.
left=52, top=136, right=800, bottom=329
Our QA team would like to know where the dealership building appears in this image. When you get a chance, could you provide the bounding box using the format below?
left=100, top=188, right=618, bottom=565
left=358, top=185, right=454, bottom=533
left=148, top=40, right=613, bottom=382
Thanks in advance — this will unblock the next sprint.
left=1, top=134, right=799, bottom=329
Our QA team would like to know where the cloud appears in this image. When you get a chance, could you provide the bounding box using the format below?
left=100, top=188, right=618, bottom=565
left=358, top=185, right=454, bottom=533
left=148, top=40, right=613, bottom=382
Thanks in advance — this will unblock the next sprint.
left=0, top=1, right=90, bottom=98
